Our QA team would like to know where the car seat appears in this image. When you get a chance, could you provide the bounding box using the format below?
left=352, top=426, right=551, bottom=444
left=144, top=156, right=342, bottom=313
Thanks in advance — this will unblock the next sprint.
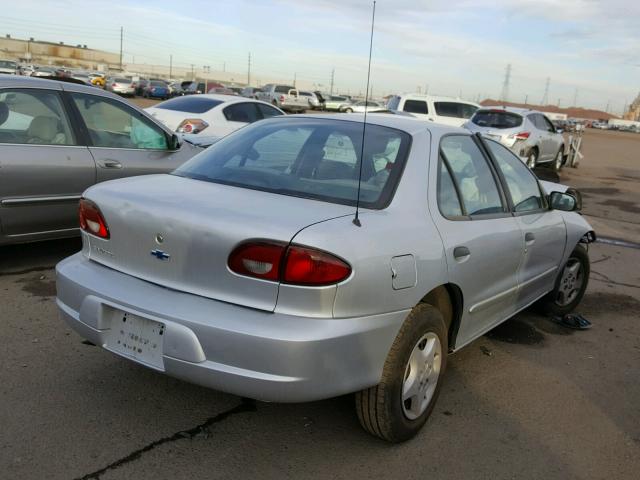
left=27, top=116, right=67, bottom=145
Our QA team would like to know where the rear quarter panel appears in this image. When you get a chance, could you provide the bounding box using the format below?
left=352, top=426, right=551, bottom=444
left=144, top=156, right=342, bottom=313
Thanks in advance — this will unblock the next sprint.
left=288, top=129, right=449, bottom=318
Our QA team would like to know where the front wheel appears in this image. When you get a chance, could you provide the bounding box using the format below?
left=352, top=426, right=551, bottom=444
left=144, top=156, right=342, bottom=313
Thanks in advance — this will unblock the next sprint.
left=537, top=244, right=590, bottom=316
left=552, top=147, right=564, bottom=171
left=344, top=107, right=353, bottom=113
left=355, top=304, right=447, bottom=442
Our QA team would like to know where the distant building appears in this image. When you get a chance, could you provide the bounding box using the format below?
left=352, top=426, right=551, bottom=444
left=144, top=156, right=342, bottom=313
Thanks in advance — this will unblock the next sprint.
left=623, top=92, right=640, bottom=121
left=0, top=35, right=120, bottom=70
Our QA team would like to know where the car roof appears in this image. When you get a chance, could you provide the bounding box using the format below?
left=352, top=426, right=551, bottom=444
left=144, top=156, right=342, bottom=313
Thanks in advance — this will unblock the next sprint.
left=0, top=74, right=118, bottom=95
left=476, top=106, right=544, bottom=116
left=393, top=93, right=479, bottom=106
left=289, top=112, right=469, bottom=136
left=193, top=94, right=269, bottom=105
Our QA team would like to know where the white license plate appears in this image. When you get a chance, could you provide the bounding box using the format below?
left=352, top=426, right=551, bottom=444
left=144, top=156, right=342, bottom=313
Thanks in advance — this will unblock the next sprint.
left=104, top=310, right=165, bottom=370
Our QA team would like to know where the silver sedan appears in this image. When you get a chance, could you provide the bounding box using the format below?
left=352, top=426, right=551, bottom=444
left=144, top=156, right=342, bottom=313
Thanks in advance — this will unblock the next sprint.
left=56, top=114, right=594, bottom=442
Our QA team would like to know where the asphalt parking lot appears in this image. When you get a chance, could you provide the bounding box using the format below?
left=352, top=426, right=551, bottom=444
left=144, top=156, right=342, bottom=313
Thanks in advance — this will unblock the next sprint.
left=1, top=127, right=639, bottom=480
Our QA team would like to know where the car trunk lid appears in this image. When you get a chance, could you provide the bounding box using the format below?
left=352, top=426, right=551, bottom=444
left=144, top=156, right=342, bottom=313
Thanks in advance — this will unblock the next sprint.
left=83, top=174, right=353, bottom=311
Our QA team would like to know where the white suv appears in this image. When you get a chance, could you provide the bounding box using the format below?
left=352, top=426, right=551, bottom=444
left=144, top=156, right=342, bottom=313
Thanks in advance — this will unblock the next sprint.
left=386, top=94, right=479, bottom=127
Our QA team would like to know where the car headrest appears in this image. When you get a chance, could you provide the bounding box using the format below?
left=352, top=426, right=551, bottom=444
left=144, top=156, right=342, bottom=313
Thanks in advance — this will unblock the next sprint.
left=0, top=101, right=8, bottom=126
left=27, top=116, right=60, bottom=142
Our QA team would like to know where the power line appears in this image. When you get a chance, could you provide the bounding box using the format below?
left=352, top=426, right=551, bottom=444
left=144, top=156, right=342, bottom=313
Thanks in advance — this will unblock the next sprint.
left=500, top=63, right=511, bottom=102
left=541, top=77, right=550, bottom=105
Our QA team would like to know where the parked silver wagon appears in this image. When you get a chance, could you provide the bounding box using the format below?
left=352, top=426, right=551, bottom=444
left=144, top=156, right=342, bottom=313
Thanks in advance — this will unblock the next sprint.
left=56, top=114, right=594, bottom=442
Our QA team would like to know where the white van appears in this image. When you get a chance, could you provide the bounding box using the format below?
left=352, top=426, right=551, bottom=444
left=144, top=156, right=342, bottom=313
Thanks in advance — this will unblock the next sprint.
left=386, top=94, right=479, bottom=127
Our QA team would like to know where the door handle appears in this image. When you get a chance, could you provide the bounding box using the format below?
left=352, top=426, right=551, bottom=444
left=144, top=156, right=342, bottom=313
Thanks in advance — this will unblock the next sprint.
left=98, top=160, right=123, bottom=169
left=453, top=246, right=471, bottom=260
left=525, top=232, right=536, bottom=244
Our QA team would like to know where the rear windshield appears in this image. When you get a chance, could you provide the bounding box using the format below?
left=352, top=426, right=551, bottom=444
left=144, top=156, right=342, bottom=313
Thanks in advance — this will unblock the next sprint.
left=275, top=85, right=295, bottom=93
left=174, top=118, right=411, bottom=209
left=0, top=61, right=17, bottom=68
left=434, top=102, right=478, bottom=119
left=113, top=78, right=131, bottom=83
left=155, top=96, right=224, bottom=113
left=150, top=81, right=166, bottom=87
left=472, top=110, right=523, bottom=129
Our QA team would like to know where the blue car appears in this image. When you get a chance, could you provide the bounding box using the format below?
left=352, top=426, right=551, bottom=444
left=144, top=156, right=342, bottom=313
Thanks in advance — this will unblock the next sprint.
left=142, top=80, right=169, bottom=99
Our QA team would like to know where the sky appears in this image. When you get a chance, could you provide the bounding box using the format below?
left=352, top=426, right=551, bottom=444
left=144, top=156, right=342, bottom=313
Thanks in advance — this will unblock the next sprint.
left=1, top=0, right=639, bottom=114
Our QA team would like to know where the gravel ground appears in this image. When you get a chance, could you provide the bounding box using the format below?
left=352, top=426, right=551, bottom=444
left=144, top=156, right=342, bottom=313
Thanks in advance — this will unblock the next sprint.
left=0, top=128, right=638, bottom=480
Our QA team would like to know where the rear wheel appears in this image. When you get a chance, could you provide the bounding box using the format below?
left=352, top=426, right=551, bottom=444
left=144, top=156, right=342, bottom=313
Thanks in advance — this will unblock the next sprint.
left=344, top=107, right=353, bottom=113
left=526, top=148, right=538, bottom=169
left=537, top=244, right=590, bottom=316
left=355, top=304, right=447, bottom=442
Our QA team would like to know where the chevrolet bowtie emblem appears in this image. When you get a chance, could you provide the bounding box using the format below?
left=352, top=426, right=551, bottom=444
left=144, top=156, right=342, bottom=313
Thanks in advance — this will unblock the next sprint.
left=150, top=249, right=170, bottom=261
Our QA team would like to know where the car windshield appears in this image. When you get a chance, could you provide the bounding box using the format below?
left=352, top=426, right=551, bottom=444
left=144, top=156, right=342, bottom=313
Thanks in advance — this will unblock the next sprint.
left=174, top=118, right=411, bottom=209
left=472, top=110, right=523, bottom=129
left=155, top=96, right=224, bottom=113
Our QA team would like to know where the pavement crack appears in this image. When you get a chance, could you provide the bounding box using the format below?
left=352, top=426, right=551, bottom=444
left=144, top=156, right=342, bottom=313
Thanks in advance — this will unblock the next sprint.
left=591, top=270, right=640, bottom=290
left=591, top=255, right=612, bottom=265
left=0, top=265, right=55, bottom=277
left=74, top=398, right=257, bottom=480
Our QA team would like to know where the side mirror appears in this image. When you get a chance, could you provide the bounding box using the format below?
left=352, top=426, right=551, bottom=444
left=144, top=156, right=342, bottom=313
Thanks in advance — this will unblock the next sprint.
left=549, top=191, right=579, bottom=212
left=169, top=133, right=181, bottom=150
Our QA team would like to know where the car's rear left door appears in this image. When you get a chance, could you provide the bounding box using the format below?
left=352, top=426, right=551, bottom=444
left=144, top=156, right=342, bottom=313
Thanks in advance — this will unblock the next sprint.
left=0, top=87, right=96, bottom=241
left=67, top=91, right=194, bottom=182
left=429, top=134, right=524, bottom=346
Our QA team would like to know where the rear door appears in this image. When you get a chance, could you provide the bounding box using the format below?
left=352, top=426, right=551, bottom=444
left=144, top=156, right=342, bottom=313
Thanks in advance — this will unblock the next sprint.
left=530, top=114, right=553, bottom=160
left=68, top=92, right=194, bottom=182
left=0, top=87, right=96, bottom=240
left=484, top=139, right=565, bottom=306
left=430, top=134, right=524, bottom=345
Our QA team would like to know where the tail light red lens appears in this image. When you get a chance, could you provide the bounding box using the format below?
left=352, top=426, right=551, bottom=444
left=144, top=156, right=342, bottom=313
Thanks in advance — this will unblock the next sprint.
left=79, top=199, right=109, bottom=239
left=228, top=242, right=351, bottom=286
left=283, top=246, right=351, bottom=286
left=176, top=118, right=209, bottom=134
left=510, top=131, right=531, bottom=140
left=279, top=95, right=285, bottom=102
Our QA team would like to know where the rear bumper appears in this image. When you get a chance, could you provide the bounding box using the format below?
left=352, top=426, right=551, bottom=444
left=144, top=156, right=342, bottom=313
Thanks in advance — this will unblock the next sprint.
left=56, top=254, right=407, bottom=402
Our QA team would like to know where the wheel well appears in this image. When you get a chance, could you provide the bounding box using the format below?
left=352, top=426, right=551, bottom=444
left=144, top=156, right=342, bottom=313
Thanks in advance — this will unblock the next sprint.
left=420, top=284, right=463, bottom=352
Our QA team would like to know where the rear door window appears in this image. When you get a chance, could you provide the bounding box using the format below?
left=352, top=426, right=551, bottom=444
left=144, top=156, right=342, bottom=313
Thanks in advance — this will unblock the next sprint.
left=434, top=102, right=478, bottom=119
left=0, top=89, right=75, bottom=145
left=472, top=111, right=523, bottom=128
left=257, top=104, right=284, bottom=119
left=402, top=100, right=428, bottom=114
left=223, top=103, right=260, bottom=123
left=440, top=136, right=504, bottom=216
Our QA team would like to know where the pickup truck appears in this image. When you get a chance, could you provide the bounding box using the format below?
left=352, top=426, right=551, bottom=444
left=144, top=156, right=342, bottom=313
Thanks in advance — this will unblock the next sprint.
left=255, top=84, right=308, bottom=112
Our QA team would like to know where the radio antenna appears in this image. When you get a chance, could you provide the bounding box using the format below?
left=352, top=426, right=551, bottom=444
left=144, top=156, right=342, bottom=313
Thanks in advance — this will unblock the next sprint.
left=353, top=0, right=377, bottom=227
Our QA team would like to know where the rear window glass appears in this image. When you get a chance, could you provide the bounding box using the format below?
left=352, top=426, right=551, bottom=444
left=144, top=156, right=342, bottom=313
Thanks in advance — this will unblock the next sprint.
left=402, top=100, right=428, bottom=114
left=472, top=111, right=523, bottom=129
left=434, top=102, right=478, bottom=119
left=155, top=96, right=223, bottom=114
left=150, top=81, right=166, bottom=87
left=386, top=96, right=400, bottom=110
left=275, top=85, right=295, bottom=93
left=174, top=118, right=411, bottom=209
left=113, top=78, right=130, bottom=83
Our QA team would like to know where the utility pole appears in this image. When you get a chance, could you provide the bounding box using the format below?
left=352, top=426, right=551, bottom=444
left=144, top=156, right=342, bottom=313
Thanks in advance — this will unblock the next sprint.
left=605, top=100, right=610, bottom=113
left=247, top=52, right=251, bottom=86
left=425, top=84, right=429, bottom=95
left=541, top=77, right=550, bottom=105
left=190, top=64, right=195, bottom=80
left=330, top=68, right=335, bottom=95
left=557, top=98, right=561, bottom=107
left=573, top=87, right=578, bottom=107
left=119, top=26, right=123, bottom=71
left=223, top=62, right=226, bottom=72
left=169, top=54, right=172, bottom=79
left=417, top=86, right=421, bottom=94
left=500, top=63, right=511, bottom=102
left=524, top=94, right=528, bottom=105
left=293, top=72, right=297, bottom=87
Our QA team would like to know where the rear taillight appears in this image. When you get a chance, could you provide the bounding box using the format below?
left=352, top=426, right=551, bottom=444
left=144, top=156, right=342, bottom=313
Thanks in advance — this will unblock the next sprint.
left=79, top=199, right=109, bottom=239
left=228, top=241, right=351, bottom=286
left=111, top=83, right=117, bottom=87
left=279, top=95, right=285, bottom=102
left=509, top=131, right=531, bottom=140
left=176, top=118, right=209, bottom=134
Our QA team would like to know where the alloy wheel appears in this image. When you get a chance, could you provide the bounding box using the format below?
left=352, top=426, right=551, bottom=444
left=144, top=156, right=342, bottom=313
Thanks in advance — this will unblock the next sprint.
left=555, top=258, right=584, bottom=306
left=401, top=332, right=442, bottom=420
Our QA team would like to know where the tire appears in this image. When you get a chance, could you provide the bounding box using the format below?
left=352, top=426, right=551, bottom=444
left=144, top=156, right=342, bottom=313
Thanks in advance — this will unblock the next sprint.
left=345, top=108, right=353, bottom=113
left=526, top=148, right=538, bottom=169
left=355, top=303, right=447, bottom=443
left=536, top=244, right=590, bottom=316
left=552, top=147, right=564, bottom=171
